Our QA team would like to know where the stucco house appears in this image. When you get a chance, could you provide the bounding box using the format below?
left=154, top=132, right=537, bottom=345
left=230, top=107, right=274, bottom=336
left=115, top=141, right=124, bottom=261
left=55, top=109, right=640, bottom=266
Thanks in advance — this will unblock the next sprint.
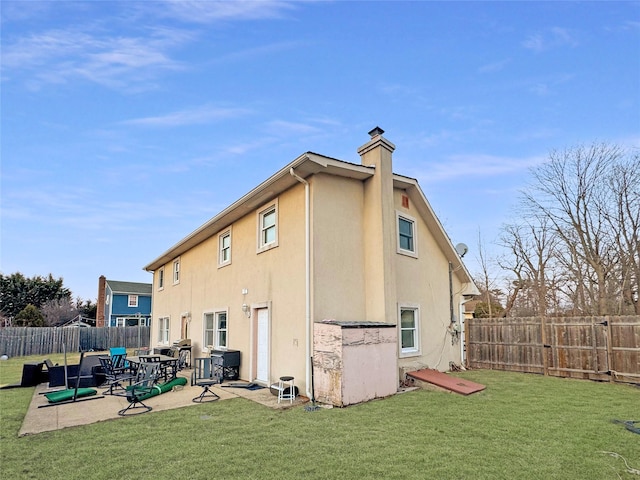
left=96, top=276, right=152, bottom=328
left=144, top=128, right=478, bottom=406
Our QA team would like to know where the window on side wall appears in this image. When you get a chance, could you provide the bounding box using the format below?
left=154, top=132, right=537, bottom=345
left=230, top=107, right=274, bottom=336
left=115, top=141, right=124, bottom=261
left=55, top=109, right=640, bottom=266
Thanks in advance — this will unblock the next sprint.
left=173, top=258, right=180, bottom=284
left=128, top=295, right=138, bottom=307
left=204, top=313, right=215, bottom=348
left=216, top=311, right=228, bottom=348
left=396, top=212, right=418, bottom=257
left=257, top=201, right=278, bottom=253
left=158, top=267, right=164, bottom=290
left=218, top=229, right=232, bottom=267
left=399, top=305, right=420, bottom=356
left=204, top=310, right=228, bottom=349
left=158, top=317, right=170, bottom=344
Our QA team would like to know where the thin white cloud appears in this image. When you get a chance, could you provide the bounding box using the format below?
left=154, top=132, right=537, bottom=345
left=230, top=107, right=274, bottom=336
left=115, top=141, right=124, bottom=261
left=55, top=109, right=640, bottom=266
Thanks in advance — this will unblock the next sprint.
left=2, top=26, right=192, bottom=90
left=418, top=153, right=547, bottom=183
left=0, top=1, right=55, bottom=23
left=211, top=41, right=304, bottom=64
left=622, top=20, right=640, bottom=30
left=121, top=105, right=253, bottom=127
left=1, top=184, right=216, bottom=234
left=160, top=0, right=298, bottom=24
left=530, top=83, right=550, bottom=97
left=478, top=58, right=511, bottom=74
left=603, top=20, right=640, bottom=33
left=523, top=27, right=579, bottom=53
left=222, top=137, right=279, bottom=156
left=265, top=120, right=323, bottom=136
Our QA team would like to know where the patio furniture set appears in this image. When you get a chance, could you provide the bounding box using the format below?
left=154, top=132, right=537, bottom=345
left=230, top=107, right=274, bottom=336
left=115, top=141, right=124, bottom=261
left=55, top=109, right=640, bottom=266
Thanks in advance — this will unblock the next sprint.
left=98, top=349, right=190, bottom=415
left=37, top=345, right=297, bottom=414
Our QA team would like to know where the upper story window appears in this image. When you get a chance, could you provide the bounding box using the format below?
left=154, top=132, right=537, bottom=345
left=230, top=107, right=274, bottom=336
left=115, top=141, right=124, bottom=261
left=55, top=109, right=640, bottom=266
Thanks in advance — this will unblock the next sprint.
left=218, top=229, right=232, bottom=267
left=173, top=258, right=180, bottom=284
left=399, top=305, right=420, bottom=357
left=128, top=295, right=138, bottom=307
left=397, top=212, right=418, bottom=257
left=158, top=267, right=164, bottom=290
left=257, top=200, right=278, bottom=253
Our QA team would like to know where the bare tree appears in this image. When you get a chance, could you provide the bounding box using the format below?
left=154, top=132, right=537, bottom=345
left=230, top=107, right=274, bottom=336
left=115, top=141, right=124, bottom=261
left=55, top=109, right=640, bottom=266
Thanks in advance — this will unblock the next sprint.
left=499, top=215, right=560, bottom=316
left=475, top=230, right=502, bottom=318
left=500, top=142, right=638, bottom=316
left=605, top=152, right=640, bottom=314
left=40, top=297, right=79, bottom=326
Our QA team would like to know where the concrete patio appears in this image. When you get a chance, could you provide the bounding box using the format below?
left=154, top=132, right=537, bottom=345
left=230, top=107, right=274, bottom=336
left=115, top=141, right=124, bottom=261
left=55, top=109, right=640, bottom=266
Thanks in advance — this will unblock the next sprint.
left=20, top=373, right=310, bottom=436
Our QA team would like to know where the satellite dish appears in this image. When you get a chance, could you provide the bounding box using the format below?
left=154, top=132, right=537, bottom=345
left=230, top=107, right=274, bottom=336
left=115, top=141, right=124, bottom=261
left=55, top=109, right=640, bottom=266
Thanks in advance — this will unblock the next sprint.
left=455, top=243, right=468, bottom=258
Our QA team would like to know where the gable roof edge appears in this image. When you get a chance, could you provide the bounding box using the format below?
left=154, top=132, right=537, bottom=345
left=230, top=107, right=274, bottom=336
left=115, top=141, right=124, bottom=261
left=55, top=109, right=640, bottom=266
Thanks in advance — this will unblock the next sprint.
left=143, top=154, right=374, bottom=272
left=393, top=174, right=479, bottom=294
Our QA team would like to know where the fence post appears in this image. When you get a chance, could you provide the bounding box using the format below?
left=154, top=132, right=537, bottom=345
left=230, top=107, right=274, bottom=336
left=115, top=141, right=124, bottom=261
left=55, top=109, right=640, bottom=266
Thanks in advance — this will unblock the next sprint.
left=605, top=315, right=614, bottom=383
left=540, top=315, right=549, bottom=376
left=464, top=318, right=470, bottom=369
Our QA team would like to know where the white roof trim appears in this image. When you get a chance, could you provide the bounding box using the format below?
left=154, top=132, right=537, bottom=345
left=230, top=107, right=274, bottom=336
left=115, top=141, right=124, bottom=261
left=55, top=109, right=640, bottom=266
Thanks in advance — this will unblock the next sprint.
left=143, top=153, right=373, bottom=271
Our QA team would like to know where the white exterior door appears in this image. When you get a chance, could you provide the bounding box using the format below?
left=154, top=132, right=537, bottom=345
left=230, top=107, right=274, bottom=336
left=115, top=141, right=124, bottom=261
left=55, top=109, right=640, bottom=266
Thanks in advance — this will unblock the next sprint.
left=256, top=308, right=269, bottom=384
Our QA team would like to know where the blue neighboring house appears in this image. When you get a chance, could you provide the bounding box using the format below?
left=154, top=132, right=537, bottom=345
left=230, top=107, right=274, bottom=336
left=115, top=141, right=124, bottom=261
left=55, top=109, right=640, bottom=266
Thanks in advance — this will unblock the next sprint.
left=97, top=275, right=152, bottom=327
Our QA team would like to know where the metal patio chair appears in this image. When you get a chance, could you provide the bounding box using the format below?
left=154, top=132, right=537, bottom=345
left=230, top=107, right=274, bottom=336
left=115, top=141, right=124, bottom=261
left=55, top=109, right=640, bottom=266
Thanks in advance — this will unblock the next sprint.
left=191, top=357, right=222, bottom=403
left=117, top=362, right=161, bottom=416
left=99, top=355, right=134, bottom=396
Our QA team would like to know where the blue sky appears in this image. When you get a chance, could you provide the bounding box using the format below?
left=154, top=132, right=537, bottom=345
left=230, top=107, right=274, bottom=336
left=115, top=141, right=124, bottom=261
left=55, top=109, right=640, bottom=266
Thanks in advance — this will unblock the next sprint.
left=1, top=1, right=639, bottom=302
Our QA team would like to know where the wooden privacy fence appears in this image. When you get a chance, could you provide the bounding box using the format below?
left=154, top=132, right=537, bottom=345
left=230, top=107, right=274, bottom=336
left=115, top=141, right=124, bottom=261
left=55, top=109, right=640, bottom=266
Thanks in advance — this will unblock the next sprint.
left=0, top=326, right=150, bottom=358
left=466, top=315, right=640, bottom=384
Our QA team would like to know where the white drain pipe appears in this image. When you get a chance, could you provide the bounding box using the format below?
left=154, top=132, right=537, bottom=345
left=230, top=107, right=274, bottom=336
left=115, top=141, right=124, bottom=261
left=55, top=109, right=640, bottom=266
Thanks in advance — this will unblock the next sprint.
left=289, top=166, right=311, bottom=398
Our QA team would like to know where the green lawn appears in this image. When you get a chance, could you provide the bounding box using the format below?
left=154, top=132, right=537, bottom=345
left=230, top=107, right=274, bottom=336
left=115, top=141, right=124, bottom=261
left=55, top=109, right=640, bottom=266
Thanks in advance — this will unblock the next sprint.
left=1, top=354, right=639, bottom=479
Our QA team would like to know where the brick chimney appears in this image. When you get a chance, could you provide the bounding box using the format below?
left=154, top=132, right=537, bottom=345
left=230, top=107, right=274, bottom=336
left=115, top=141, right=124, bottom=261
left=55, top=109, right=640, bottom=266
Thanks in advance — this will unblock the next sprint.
left=97, top=275, right=106, bottom=327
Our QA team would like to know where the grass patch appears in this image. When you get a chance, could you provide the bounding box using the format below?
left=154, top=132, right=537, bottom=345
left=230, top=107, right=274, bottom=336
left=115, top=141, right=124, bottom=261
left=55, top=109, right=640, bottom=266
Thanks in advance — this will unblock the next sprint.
left=1, top=355, right=639, bottom=479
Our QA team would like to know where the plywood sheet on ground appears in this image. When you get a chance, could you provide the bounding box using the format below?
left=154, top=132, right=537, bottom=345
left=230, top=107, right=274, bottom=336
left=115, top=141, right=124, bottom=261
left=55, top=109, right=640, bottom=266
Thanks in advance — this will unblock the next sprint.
left=407, top=369, right=485, bottom=395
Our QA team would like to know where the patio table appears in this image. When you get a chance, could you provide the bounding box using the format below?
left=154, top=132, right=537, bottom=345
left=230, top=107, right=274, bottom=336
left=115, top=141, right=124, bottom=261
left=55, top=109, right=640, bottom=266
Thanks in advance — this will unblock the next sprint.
left=127, top=355, right=179, bottom=382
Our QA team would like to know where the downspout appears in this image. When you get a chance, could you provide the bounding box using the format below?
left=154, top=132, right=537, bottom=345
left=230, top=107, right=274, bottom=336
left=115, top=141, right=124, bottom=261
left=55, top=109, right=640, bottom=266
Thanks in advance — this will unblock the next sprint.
left=290, top=167, right=311, bottom=398
left=449, top=262, right=455, bottom=325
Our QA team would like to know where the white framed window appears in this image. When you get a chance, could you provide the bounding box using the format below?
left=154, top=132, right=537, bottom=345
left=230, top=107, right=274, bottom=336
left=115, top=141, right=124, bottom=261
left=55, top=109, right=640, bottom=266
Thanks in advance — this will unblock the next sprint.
left=158, top=267, right=164, bottom=290
left=399, top=304, right=420, bottom=356
left=216, top=311, right=228, bottom=348
left=204, top=310, right=228, bottom=349
left=158, top=316, right=170, bottom=344
left=128, top=295, right=138, bottom=307
left=116, top=317, right=126, bottom=327
left=257, top=200, right=278, bottom=252
left=218, top=229, right=232, bottom=267
left=397, top=211, right=418, bottom=257
left=173, top=257, right=180, bottom=284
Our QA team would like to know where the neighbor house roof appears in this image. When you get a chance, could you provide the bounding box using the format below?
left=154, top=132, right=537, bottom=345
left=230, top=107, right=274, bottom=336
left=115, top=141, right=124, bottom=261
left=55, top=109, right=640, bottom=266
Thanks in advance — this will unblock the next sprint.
left=106, top=280, right=152, bottom=295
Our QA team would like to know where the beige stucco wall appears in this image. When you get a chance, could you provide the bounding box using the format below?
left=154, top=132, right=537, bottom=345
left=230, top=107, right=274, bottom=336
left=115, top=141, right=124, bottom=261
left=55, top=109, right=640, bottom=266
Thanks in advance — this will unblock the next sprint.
left=150, top=183, right=309, bottom=393
left=311, top=173, right=367, bottom=322
left=311, top=174, right=465, bottom=374
left=393, top=189, right=464, bottom=372
left=149, top=137, right=468, bottom=402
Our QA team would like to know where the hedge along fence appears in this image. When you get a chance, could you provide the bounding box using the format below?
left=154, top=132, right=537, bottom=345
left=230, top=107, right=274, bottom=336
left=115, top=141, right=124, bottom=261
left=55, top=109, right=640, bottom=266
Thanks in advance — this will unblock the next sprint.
left=466, top=315, right=640, bottom=384
left=0, top=326, right=150, bottom=358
